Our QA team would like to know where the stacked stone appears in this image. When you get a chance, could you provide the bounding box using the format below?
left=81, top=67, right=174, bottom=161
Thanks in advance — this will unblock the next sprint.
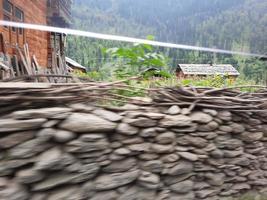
left=0, top=104, right=266, bottom=200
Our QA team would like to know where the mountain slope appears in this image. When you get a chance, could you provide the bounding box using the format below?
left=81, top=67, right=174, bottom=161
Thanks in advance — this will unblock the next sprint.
left=71, top=0, right=266, bottom=54
left=67, top=0, right=266, bottom=83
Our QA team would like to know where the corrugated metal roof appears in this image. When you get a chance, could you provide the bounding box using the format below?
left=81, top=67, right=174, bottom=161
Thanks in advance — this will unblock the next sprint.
left=177, top=64, right=240, bottom=76
left=66, top=57, right=86, bottom=70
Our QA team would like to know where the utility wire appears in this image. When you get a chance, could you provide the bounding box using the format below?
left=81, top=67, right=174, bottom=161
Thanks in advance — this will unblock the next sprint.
left=0, top=20, right=266, bottom=58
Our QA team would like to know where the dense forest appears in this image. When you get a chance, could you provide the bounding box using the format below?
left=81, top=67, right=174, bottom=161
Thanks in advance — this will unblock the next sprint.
left=66, top=0, right=267, bottom=83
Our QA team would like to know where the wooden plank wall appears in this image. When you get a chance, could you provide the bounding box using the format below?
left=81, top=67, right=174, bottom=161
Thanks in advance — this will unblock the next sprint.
left=0, top=0, right=71, bottom=82
left=0, top=0, right=49, bottom=67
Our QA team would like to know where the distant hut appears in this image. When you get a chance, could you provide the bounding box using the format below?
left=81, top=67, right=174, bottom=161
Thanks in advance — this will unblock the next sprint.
left=259, top=56, right=267, bottom=61
left=141, top=67, right=172, bottom=79
left=176, top=64, right=240, bottom=79
left=142, top=67, right=162, bottom=77
left=66, top=57, right=87, bottom=73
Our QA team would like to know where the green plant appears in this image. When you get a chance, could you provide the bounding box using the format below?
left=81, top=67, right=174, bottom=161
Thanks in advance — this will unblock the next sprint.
left=73, top=70, right=106, bottom=81
left=176, top=75, right=257, bottom=90
left=104, top=35, right=170, bottom=79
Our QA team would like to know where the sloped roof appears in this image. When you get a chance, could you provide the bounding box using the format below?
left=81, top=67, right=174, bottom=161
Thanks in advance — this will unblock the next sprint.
left=259, top=56, right=267, bottom=61
left=66, top=57, right=86, bottom=70
left=177, top=64, right=240, bottom=76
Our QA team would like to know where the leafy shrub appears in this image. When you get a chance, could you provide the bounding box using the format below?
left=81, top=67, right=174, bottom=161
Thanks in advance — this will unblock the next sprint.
left=104, top=35, right=171, bottom=79
left=73, top=70, right=106, bottom=81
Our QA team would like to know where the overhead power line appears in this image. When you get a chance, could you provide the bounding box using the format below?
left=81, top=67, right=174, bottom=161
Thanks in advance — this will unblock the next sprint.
left=0, top=20, right=266, bottom=58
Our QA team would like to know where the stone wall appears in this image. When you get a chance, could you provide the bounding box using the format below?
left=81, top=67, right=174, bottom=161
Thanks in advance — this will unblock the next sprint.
left=0, top=103, right=267, bottom=200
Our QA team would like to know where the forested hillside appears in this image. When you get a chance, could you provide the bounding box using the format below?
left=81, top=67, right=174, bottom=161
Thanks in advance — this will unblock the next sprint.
left=66, top=0, right=267, bottom=83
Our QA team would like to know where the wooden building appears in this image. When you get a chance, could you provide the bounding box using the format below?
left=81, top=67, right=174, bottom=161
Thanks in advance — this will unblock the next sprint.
left=176, top=64, right=240, bottom=78
left=0, top=0, right=72, bottom=79
left=66, top=57, right=87, bottom=73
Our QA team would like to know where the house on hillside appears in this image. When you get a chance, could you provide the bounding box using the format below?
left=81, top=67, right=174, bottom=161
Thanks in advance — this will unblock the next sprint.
left=259, top=56, right=267, bottom=61
left=176, top=64, right=240, bottom=79
left=66, top=57, right=87, bottom=73
left=0, top=0, right=72, bottom=79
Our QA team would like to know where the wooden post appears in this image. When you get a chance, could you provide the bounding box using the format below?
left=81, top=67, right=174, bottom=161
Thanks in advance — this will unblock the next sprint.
left=16, top=46, right=31, bottom=75
left=259, top=57, right=267, bottom=86
left=13, top=55, right=21, bottom=76
left=0, top=33, right=6, bottom=54
left=0, top=60, right=11, bottom=79
left=6, top=55, right=15, bottom=78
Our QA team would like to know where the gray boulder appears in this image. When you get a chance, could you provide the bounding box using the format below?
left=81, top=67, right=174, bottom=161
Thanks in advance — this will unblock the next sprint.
left=170, top=180, right=194, bottom=194
left=93, top=109, right=122, bottom=122
left=0, top=131, right=35, bottom=149
left=60, top=113, right=117, bottom=132
left=117, top=123, right=139, bottom=135
left=11, top=107, right=72, bottom=119
left=167, top=161, right=193, bottom=176
left=159, top=115, right=192, bottom=128
left=137, top=171, right=160, bottom=189
left=102, top=158, right=136, bottom=173
left=190, top=112, right=213, bottom=124
left=0, top=118, right=47, bottom=132
left=95, top=170, right=140, bottom=190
